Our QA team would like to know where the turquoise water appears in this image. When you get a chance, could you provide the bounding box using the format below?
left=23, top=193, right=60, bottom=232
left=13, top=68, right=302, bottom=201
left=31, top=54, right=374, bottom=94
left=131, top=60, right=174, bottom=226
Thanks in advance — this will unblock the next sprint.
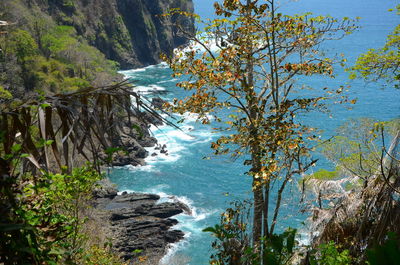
left=110, top=1, right=399, bottom=264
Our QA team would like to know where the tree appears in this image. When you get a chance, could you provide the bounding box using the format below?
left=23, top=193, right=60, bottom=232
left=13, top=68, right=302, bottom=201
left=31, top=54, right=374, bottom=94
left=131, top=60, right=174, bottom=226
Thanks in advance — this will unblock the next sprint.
left=304, top=118, right=400, bottom=262
left=163, top=0, right=357, bottom=256
left=350, top=5, right=400, bottom=88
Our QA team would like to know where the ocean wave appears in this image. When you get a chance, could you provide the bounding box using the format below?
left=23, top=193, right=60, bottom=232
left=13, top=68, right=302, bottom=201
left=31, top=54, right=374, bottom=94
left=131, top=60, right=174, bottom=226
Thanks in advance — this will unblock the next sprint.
left=142, top=188, right=216, bottom=223
left=145, top=120, right=213, bottom=165
left=174, top=37, right=220, bottom=59
left=145, top=143, right=184, bottom=164
left=124, top=164, right=157, bottom=172
left=159, top=235, right=191, bottom=265
left=143, top=184, right=171, bottom=197
left=132, top=84, right=166, bottom=94
left=119, top=68, right=146, bottom=75
left=157, top=78, right=178, bottom=84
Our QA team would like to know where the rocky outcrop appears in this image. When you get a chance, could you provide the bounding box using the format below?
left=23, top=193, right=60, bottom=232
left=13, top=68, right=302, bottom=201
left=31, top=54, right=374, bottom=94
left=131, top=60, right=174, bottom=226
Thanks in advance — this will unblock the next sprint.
left=97, top=116, right=158, bottom=167
left=152, top=97, right=167, bottom=110
left=93, top=182, right=187, bottom=262
left=8, top=0, right=195, bottom=69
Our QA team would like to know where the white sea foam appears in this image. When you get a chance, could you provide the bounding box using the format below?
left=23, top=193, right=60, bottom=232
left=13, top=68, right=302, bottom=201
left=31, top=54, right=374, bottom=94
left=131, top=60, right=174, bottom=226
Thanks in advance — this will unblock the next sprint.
left=143, top=184, right=171, bottom=197
left=158, top=62, right=169, bottom=68
left=180, top=112, right=214, bottom=123
left=133, top=84, right=166, bottom=94
left=157, top=78, right=178, bottom=84
left=142, top=187, right=216, bottom=224
left=116, top=189, right=135, bottom=195
left=145, top=143, right=184, bottom=164
left=119, top=68, right=146, bottom=75
left=144, top=119, right=212, bottom=164
left=125, top=164, right=157, bottom=172
left=297, top=232, right=311, bottom=246
left=159, top=234, right=191, bottom=265
left=175, top=37, right=221, bottom=58
left=166, top=129, right=195, bottom=141
left=145, top=120, right=215, bottom=164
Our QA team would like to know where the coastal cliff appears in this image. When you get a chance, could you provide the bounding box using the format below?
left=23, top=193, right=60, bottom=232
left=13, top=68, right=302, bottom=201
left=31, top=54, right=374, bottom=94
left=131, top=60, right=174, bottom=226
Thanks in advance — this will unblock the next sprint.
left=1, top=0, right=194, bottom=263
left=2, top=0, right=195, bottom=165
left=4, top=0, right=195, bottom=69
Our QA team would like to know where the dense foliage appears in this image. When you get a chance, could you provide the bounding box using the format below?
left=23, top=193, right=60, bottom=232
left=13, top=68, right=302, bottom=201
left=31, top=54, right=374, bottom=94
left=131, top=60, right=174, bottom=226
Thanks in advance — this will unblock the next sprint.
left=0, top=25, right=120, bottom=99
left=0, top=7, right=161, bottom=264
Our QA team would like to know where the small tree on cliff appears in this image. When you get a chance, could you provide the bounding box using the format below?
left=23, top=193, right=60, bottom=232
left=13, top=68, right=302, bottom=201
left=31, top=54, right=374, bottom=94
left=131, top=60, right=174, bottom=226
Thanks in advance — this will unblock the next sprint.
left=163, top=0, right=357, bottom=251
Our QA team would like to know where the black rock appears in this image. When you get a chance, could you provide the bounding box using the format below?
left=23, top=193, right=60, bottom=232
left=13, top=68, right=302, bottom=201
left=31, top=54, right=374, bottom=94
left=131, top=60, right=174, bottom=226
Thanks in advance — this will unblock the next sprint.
left=140, top=111, right=163, bottom=126
left=92, top=179, right=118, bottom=199
left=146, top=202, right=184, bottom=218
left=93, top=189, right=190, bottom=263
left=139, top=136, right=157, bottom=147
left=151, top=97, right=167, bottom=109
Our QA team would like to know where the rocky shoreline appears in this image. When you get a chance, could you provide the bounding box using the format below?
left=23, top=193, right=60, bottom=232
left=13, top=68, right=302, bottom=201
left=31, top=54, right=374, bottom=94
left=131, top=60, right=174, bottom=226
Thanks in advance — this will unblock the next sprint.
left=92, top=180, right=189, bottom=263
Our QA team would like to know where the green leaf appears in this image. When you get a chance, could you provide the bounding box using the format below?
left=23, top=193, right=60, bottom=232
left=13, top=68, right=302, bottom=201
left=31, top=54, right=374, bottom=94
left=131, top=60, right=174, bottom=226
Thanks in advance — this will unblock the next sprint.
left=203, top=226, right=217, bottom=234
left=133, top=249, right=143, bottom=254
left=45, top=140, right=54, bottom=146
left=11, top=144, right=22, bottom=153
left=40, top=103, right=51, bottom=108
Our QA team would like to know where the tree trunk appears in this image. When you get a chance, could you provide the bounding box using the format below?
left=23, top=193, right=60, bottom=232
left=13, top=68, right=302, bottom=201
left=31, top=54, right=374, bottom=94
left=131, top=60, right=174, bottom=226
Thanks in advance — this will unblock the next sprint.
left=253, top=178, right=263, bottom=244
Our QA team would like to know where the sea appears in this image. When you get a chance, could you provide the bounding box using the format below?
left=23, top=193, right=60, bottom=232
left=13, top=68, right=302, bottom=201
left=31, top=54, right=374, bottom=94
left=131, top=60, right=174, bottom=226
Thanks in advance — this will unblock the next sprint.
left=110, top=0, right=400, bottom=264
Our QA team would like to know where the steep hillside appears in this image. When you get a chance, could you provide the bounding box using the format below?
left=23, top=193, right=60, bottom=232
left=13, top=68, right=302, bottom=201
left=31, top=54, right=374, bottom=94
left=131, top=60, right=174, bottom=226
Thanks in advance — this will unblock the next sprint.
left=4, top=0, right=195, bottom=69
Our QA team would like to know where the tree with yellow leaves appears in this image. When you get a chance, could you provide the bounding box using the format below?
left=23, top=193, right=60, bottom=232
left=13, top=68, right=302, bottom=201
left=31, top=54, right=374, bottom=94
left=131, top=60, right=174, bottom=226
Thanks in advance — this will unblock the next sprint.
left=163, top=0, right=357, bottom=258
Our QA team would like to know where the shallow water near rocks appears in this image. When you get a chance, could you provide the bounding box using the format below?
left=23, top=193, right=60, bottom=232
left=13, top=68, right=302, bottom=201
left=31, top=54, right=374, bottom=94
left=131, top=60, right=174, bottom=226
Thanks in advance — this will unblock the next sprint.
left=110, top=1, right=400, bottom=264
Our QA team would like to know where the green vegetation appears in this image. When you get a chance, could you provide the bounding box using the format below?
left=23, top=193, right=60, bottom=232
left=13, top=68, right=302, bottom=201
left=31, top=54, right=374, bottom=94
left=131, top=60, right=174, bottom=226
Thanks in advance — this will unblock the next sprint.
left=7, top=29, right=38, bottom=61
left=0, top=76, right=159, bottom=263
left=304, top=169, right=339, bottom=181
left=0, top=159, right=127, bottom=264
left=350, top=5, right=400, bottom=87
left=0, top=22, right=120, bottom=97
left=2, top=166, right=99, bottom=263
left=309, top=242, right=352, bottom=265
left=367, top=233, right=400, bottom=265
left=0, top=6, right=163, bottom=264
left=204, top=201, right=298, bottom=265
left=0, top=85, right=12, bottom=99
